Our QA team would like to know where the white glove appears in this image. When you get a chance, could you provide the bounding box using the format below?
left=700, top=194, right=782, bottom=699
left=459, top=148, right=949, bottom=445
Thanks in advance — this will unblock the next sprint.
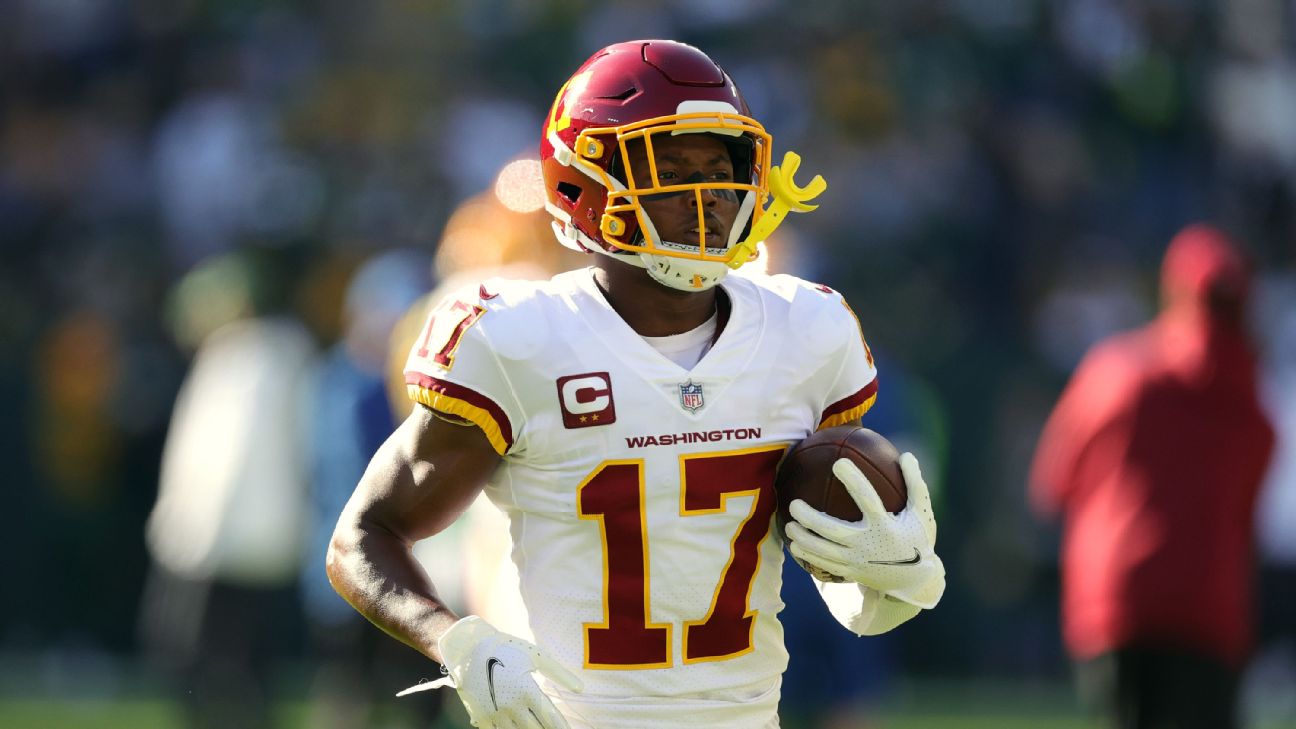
left=786, top=452, right=945, bottom=609
left=397, top=616, right=583, bottom=728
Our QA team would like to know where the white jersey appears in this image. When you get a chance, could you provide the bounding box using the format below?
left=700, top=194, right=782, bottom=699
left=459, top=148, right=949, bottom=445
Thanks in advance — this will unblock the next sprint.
left=404, top=267, right=877, bottom=728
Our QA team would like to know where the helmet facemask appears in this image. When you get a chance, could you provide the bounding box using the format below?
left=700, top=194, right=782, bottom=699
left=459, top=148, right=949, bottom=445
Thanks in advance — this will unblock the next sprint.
left=559, top=105, right=772, bottom=291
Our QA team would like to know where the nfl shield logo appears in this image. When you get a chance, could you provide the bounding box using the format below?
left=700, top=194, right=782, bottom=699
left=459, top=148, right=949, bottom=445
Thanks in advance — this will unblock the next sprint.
left=679, top=381, right=704, bottom=412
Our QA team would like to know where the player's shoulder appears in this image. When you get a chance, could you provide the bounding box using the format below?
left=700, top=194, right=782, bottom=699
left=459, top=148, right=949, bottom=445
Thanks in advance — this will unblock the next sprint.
left=437, top=270, right=587, bottom=361
left=731, top=272, right=860, bottom=340
left=453, top=268, right=586, bottom=309
left=729, top=273, right=864, bottom=363
left=731, top=271, right=849, bottom=308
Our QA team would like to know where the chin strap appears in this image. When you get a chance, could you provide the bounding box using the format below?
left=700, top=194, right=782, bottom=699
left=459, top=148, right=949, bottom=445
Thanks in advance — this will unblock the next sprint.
left=640, top=253, right=730, bottom=291
left=583, top=230, right=729, bottom=292
left=727, top=151, right=826, bottom=270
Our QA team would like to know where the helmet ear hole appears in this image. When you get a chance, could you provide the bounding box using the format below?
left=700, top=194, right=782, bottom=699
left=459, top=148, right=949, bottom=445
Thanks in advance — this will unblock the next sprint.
left=556, top=181, right=582, bottom=205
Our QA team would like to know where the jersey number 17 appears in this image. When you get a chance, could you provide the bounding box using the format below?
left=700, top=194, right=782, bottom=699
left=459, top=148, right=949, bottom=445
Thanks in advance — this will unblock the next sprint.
left=577, top=444, right=786, bottom=669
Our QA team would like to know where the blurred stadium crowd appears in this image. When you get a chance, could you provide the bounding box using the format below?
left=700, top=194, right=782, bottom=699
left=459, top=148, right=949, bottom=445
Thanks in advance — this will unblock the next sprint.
left=3, top=0, right=1295, bottom=726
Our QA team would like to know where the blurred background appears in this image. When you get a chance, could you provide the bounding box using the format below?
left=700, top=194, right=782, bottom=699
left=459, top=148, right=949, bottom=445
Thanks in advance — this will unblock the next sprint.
left=2, top=0, right=1295, bottom=727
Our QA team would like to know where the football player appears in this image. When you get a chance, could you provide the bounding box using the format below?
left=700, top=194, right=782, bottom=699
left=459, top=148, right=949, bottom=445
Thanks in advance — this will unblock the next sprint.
left=327, top=40, right=945, bottom=729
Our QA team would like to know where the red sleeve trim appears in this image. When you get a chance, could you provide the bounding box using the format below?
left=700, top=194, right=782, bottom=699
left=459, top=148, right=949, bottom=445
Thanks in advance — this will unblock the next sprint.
left=818, top=378, right=878, bottom=428
left=404, top=372, right=514, bottom=454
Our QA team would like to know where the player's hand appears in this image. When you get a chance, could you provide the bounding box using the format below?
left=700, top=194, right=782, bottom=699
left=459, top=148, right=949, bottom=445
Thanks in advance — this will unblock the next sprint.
left=785, top=452, right=945, bottom=609
left=397, top=616, right=582, bottom=728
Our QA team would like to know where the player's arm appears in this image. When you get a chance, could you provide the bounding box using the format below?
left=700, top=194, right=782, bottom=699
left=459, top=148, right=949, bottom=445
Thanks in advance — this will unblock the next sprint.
left=789, top=287, right=944, bottom=626
left=329, top=323, right=581, bottom=728
left=326, top=403, right=500, bottom=662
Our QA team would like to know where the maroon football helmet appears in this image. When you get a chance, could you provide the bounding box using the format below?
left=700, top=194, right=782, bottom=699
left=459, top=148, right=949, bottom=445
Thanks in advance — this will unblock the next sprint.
left=540, top=40, right=773, bottom=290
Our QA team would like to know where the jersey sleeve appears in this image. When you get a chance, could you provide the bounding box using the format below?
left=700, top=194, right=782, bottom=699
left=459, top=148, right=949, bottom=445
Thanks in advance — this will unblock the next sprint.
left=816, top=291, right=878, bottom=430
left=403, top=288, right=520, bottom=456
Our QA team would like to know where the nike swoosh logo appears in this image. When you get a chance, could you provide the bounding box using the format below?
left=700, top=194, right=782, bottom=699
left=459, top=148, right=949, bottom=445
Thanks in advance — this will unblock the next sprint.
left=868, top=548, right=922, bottom=566
left=487, top=657, right=504, bottom=709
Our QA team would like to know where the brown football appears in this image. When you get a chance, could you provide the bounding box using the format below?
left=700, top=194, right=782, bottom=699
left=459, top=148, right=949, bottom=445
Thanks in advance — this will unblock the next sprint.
left=775, top=425, right=906, bottom=540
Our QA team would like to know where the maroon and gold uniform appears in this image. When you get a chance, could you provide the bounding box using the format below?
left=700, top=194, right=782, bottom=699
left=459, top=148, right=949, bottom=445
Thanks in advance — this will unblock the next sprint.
left=404, top=267, right=874, bottom=728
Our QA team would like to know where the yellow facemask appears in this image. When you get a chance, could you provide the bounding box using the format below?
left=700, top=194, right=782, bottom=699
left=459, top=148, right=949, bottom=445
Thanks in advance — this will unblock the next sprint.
left=563, top=111, right=826, bottom=270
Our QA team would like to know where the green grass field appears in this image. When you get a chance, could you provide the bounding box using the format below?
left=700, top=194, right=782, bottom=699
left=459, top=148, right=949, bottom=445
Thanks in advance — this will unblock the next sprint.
left=0, top=698, right=1097, bottom=729
left=0, top=679, right=1101, bottom=729
left=1, top=679, right=1291, bottom=729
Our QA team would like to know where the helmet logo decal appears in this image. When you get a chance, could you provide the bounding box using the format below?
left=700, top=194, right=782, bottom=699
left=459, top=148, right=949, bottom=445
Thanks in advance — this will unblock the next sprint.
left=546, top=70, right=592, bottom=140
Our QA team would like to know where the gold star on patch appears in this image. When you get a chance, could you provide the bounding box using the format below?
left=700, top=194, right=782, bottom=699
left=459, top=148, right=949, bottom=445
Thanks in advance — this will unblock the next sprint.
left=579, top=415, right=588, bottom=423
left=590, top=413, right=599, bottom=422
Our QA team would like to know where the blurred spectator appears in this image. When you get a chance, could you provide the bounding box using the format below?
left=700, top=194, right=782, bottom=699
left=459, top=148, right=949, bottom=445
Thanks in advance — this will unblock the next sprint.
left=139, top=250, right=316, bottom=729
left=1029, top=224, right=1275, bottom=729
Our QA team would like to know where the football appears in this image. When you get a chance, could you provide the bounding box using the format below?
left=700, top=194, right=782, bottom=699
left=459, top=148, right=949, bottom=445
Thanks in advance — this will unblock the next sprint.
left=775, top=426, right=907, bottom=580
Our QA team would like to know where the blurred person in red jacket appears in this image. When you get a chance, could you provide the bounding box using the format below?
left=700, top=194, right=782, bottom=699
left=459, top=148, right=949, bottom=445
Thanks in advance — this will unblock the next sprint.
left=1030, top=224, right=1276, bottom=729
